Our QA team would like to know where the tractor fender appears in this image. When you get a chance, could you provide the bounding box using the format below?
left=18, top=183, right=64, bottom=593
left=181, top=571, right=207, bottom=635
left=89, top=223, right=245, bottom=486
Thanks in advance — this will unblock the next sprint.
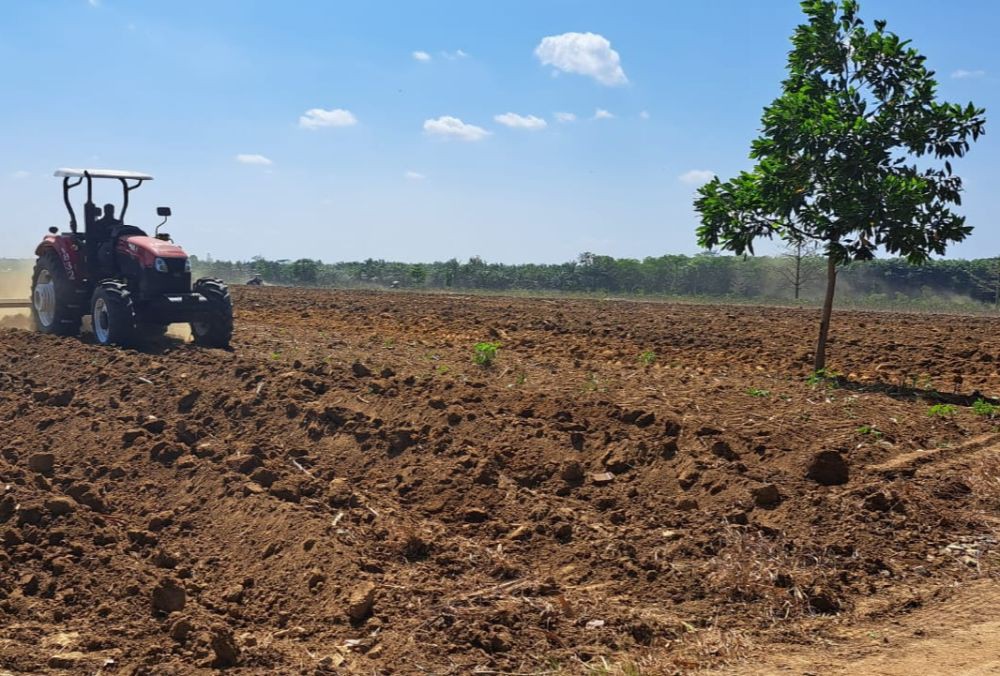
left=36, top=235, right=84, bottom=283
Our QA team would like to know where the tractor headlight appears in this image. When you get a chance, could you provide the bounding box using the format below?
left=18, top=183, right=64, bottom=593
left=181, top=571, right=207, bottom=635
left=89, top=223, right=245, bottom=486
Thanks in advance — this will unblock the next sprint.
left=184, top=258, right=191, bottom=273
left=154, top=257, right=168, bottom=273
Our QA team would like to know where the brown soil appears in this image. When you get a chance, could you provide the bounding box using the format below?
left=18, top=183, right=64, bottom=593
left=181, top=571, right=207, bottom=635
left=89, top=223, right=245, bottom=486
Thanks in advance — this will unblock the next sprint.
left=1, top=287, right=999, bottom=674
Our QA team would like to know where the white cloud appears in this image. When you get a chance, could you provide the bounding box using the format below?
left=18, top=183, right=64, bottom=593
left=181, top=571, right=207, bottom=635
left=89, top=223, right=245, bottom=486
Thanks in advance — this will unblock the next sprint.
left=298, top=108, right=358, bottom=129
left=423, top=116, right=491, bottom=141
left=593, top=108, right=614, bottom=120
left=87, top=0, right=99, bottom=6
left=679, top=169, right=715, bottom=186
left=412, top=50, right=432, bottom=62
left=494, top=112, right=547, bottom=130
left=639, top=110, right=650, bottom=120
left=11, top=170, right=30, bottom=179
left=404, top=170, right=426, bottom=180
left=534, top=32, right=627, bottom=86
left=236, top=154, right=273, bottom=166
left=554, top=112, right=577, bottom=123
left=952, top=69, right=986, bottom=79
left=441, top=49, right=468, bottom=60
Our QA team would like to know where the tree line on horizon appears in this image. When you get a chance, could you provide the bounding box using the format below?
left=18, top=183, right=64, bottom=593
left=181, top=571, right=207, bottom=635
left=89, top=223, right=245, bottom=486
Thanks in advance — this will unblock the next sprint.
left=180, top=251, right=1000, bottom=309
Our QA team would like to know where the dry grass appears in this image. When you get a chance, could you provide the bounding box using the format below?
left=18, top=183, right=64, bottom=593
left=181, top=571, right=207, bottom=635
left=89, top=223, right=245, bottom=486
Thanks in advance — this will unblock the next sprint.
left=705, top=525, right=835, bottom=622
left=967, top=450, right=1000, bottom=511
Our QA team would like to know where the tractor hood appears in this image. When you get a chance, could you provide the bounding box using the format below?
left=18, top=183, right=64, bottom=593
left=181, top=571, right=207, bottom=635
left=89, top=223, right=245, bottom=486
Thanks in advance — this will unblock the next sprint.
left=119, top=235, right=189, bottom=268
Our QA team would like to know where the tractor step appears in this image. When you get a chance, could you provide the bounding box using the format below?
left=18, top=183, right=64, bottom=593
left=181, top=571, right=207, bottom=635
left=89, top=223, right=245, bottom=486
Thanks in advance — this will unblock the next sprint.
left=0, top=299, right=32, bottom=309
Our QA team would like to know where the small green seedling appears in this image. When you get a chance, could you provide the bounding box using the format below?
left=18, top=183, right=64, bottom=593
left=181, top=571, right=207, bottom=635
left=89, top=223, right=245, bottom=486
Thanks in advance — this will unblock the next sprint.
left=638, top=350, right=656, bottom=366
left=927, top=403, right=957, bottom=417
left=856, top=425, right=883, bottom=439
left=806, top=368, right=840, bottom=388
left=473, top=341, right=500, bottom=367
left=972, top=398, right=999, bottom=418
left=746, top=387, right=770, bottom=398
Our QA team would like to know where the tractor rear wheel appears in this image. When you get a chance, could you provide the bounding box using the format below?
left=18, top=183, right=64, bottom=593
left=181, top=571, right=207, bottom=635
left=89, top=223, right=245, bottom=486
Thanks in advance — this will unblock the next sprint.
left=191, top=279, right=233, bottom=348
left=31, top=249, right=84, bottom=336
left=91, top=281, right=137, bottom=347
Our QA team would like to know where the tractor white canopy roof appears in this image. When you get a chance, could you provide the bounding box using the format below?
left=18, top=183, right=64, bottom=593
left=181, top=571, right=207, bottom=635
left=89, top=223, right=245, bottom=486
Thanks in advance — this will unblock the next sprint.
left=54, top=168, right=154, bottom=180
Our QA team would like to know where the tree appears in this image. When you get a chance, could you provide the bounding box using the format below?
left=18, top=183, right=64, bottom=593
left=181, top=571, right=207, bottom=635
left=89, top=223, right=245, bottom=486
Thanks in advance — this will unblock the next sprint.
left=969, top=256, right=1000, bottom=309
left=694, top=0, right=985, bottom=371
left=290, top=258, right=319, bottom=285
left=778, top=238, right=823, bottom=300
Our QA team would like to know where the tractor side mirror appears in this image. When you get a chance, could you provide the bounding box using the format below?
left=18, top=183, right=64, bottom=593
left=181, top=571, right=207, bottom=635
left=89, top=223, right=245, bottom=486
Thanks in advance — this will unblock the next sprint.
left=155, top=207, right=172, bottom=237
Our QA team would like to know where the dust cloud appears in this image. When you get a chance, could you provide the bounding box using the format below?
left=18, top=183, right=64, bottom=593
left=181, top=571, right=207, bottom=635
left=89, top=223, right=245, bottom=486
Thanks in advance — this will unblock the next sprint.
left=0, top=267, right=32, bottom=329
left=0, top=268, right=32, bottom=301
left=166, top=323, right=193, bottom=342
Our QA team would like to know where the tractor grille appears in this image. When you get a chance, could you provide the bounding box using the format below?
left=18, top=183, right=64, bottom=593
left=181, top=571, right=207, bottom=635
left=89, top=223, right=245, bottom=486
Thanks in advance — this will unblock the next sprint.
left=141, top=262, right=190, bottom=298
left=163, top=258, right=188, bottom=274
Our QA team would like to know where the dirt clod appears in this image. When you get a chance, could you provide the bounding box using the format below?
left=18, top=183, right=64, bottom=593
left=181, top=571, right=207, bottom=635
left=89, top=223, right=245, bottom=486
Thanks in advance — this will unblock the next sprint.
left=806, top=450, right=850, bottom=485
left=348, top=581, right=377, bottom=622
left=169, top=615, right=194, bottom=642
left=47, top=652, right=88, bottom=669
left=210, top=625, right=241, bottom=667
left=27, top=452, right=55, bottom=475
left=152, top=578, right=187, bottom=613
left=560, top=461, right=585, bottom=482
left=751, top=483, right=782, bottom=507
left=44, top=497, right=75, bottom=516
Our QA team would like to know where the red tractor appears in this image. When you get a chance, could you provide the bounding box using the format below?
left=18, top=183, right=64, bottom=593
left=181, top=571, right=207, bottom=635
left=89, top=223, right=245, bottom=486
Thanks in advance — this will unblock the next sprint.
left=31, top=168, right=233, bottom=347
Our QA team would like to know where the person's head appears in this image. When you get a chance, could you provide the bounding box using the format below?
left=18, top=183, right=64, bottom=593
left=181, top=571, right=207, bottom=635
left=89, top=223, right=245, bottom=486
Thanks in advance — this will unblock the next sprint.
left=102, top=204, right=115, bottom=219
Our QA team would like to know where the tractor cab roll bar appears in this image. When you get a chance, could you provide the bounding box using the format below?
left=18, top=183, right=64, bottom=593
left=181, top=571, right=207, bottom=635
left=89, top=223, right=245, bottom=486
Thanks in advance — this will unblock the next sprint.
left=54, top=168, right=154, bottom=234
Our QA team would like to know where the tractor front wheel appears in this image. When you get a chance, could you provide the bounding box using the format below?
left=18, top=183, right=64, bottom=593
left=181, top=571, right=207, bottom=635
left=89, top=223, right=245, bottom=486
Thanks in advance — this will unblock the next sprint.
left=191, top=279, right=233, bottom=348
left=31, top=249, right=84, bottom=336
left=91, top=282, right=137, bottom=346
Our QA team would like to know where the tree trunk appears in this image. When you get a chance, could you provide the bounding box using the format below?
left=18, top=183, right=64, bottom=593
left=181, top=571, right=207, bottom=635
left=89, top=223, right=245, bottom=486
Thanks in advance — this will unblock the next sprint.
left=814, top=254, right=838, bottom=372
left=794, top=244, right=802, bottom=300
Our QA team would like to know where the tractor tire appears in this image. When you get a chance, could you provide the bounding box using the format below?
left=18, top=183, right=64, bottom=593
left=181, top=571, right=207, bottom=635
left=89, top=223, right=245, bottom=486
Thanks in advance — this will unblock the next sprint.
left=91, top=281, right=137, bottom=347
left=191, top=278, right=233, bottom=348
left=31, top=249, right=85, bottom=336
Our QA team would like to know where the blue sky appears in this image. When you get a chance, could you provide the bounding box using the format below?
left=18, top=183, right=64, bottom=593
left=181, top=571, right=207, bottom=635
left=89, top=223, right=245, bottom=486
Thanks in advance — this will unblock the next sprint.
left=0, top=0, right=996, bottom=263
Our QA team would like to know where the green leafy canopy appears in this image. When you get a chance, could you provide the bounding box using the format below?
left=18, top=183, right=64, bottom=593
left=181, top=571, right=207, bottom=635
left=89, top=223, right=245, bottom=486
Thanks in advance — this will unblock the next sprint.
left=695, top=0, right=986, bottom=265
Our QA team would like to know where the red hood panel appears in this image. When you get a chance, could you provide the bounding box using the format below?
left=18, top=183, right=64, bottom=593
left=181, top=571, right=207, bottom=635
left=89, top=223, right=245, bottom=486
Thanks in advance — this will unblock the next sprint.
left=122, top=236, right=188, bottom=259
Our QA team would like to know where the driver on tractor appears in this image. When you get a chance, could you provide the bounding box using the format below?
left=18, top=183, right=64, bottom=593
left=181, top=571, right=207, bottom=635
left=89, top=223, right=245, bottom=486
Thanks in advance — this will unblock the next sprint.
left=93, top=204, right=121, bottom=276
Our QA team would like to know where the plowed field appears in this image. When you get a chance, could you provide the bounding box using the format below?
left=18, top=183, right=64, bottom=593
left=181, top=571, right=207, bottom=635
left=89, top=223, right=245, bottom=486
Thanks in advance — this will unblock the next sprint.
left=1, top=287, right=999, bottom=674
